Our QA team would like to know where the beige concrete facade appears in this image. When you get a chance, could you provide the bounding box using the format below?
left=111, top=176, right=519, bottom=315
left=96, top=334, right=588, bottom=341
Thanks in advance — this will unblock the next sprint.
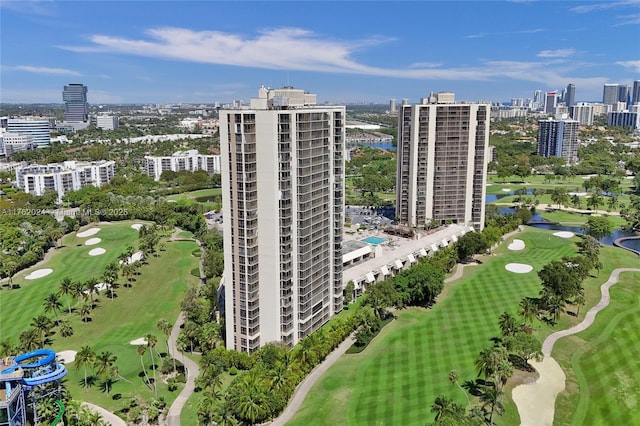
left=221, top=86, right=345, bottom=353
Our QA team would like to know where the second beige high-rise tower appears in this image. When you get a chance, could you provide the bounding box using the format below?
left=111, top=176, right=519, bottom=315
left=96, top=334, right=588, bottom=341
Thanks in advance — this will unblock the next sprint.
left=396, top=92, right=489, bottom=231
left=220, top=86, right=345, bottom=353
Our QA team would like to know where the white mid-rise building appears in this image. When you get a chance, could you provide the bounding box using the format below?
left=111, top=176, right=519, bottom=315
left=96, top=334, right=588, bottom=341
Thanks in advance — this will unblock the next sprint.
left=396, top=92, right=489, bottom=231
left=608, top=110, right=640, bottom=129
left=571, top=102, right=595, bottom=126
left=143, top=149, right=221, bottom=181
left=96, top=115, right=119, bottom=130
left=15, top=160, right=115, bottom=201
left=220, top=86, right=345, bottom=353
left=0, top=132, right=35, bottom=157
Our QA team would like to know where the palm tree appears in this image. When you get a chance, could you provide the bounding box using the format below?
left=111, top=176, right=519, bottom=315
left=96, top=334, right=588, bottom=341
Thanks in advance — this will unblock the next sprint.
left=72, top=280, right=85, bottom=306
left=31, top=315, right=53, bottom=346
left=156, top=319, right=173, bottom=356
left=58, top=277, right=75, bottom=314
left=75, top=346, right=95, bottom=391
left=232, top=374, right=267, bottom=424
left=137, top=345, right=152, bottom=390
left=58, top=319, right=74, bottom=338
left=19, top=329, right=40, bottom=351
left=84, top=277, right=99, bottom=304
left=43, top=293, right=63, bottom=317
left=145, top=333, right=159, bottom=396
left=102, top=262, right=120, bottom=300
left=448, top=369, right=470, bottom=408
left=518, top=297, right=538, bottom=327
left=211, top=397, right=239, bottom=426
left=548, top=296, right=566, bottom=324
left=498, top=312, right=517, bottom=337
left=79, top=302, right=92, bottom=323
left=94, top=351, right=118, bottom=394
left=430, top=395, right=456, bottom=421
left=3, top=259, right=18, bottom=287
left=480, top=384, right=504, bottom=425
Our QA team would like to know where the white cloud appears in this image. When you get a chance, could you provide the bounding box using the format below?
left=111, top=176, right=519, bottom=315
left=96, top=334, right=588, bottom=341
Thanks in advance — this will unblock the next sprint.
left=616, top=60, right=640, bottom=72
left=59, top=26, right=606, bottom=88
left=13, top=65, right=82, bottom=76
left=614, top=13, right=640, bottom=25
left=465, top=28, right=546, bottom=39
left=536, top=49, right=576, bottom=58
left=570, top=0, right=640, bottom=13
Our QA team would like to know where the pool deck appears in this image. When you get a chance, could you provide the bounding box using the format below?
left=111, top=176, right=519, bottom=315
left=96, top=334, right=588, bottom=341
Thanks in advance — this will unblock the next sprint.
left=343, top=224, right=470, bottom=286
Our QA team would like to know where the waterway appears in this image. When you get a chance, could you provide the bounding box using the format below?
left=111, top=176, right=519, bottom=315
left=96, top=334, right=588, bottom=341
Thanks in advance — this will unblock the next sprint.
left=348, top=142, right=396, bottom=151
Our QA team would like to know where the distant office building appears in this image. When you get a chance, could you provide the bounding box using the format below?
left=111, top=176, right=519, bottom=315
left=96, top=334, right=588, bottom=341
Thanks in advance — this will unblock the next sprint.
left=571, top=103, right=595, bottom=126
left=396, top=92, right=489, bottom=231
left=0, top=132, right=35, bottom=157
left=619, top=84, right=631, bottom=104
left=390, top=98, right=397, bottom=113
left=144, top=149, right=221, bottom=181
left=536, top=118, right=579, bottom=164
left=96, top=115, right=119, bottom=130
left=220, top=86, right=345, bottom=353
left=632, top=80, right=640, bottom=105
left=544, top=91, right=557, bottom=114
left=63, top=84, right=89, bottom=122
left=15, top=160, right=115, bottom=202
left=603, top=84, right=620, bottom=106
left=591, top=103, right=610, bottom=116
left=608, top=110, right=640, bottom=129
left=7, top=119, right=50, bottom=147
left=565, top=84, right=576, bottom=110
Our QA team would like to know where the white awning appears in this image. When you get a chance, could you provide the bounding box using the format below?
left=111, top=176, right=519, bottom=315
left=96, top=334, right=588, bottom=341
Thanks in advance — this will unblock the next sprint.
left=419, top=248, right=428, bottom=257
left=381, top=265, right=390, bottom=276
left=394, top=259, right=404, bottom=269
left=451, top=234, right=458, bottom=242
left=408, top=254, right=416, bottom=263
left=431, top=244, right=439, bottom=252
left=441, top=239, right=449, bottom=247
left=366, top=272, right=375, bottom=283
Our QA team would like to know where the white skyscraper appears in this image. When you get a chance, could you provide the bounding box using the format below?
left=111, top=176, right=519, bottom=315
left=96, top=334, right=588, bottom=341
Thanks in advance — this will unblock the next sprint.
left=220, top=86, right=345, bottom=353
left=396, top=92, right=489, bottom=231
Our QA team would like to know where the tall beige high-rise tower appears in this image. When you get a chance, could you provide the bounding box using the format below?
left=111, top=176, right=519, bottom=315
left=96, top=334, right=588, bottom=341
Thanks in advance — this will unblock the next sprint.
left=396, top=92, right=489, bottom=231
left=220, top=86, right=345, bottom=353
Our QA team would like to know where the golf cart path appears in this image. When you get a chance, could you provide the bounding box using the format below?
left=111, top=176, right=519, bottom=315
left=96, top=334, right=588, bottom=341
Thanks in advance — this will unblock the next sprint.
left=81, top=402, right=126, bottom=426
left=513, top=268, right=640, bottom=426
left=166, top=312, right=200, bottom=426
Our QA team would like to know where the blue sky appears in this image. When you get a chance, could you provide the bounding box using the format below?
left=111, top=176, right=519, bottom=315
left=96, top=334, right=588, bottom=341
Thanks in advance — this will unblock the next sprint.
left=1, top=1, right=639, bottom=104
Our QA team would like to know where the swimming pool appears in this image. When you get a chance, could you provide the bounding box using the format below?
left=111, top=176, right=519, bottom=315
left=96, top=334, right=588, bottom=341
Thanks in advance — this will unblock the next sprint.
left=362, top=236, right=388, bottom=245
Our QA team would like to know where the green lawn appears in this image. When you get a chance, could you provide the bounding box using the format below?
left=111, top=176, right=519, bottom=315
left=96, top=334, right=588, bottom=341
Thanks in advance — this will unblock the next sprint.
left=0, top=221, right=200, bottom=414
left=288, top=228, right=578, bottom=426
left=551, top=269, right=640, bottom=426
left=1, top=221, right=147, bottom=339
left=165, top=188, right=222, bottom=211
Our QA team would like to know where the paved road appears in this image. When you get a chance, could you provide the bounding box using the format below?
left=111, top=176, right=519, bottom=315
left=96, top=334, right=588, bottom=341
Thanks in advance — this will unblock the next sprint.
left=269, top=333, right=356, bottom=426
left=542, top=267, right=640, bottom=356
left=81, top=402, right=126, bottom=426
left=166, top=312, right=200, bottom=426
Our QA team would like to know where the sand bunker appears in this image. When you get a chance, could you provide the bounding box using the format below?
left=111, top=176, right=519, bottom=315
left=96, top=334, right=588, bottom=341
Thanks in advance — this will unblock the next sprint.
left=84, top=238, right=101, bottom=246
left=512, top=356, right=566, bottom=426
left=25, top=269, right=53, bottom=280
left=88, top=248, right=106, bottom=256
left=501, top=188, right=512, bottom=192
left=77, top=228, right=100, bottom=238
left=129, top=337, right=148, bottom=346
left=508, top=239, right=525, bottom=251
left=57, top=350, right=77, bottom=364
left=131, top=223, right=143, bottom=231
left=119, top=251, right=143, bottom=265
left=505, top=263, right=533, bottom=273
left=553, top=231, right=574, bottom=239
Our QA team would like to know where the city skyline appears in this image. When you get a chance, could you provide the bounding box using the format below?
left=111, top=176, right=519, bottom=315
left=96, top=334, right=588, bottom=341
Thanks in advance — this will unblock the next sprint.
left=1, top=0, right=639, bottom=104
